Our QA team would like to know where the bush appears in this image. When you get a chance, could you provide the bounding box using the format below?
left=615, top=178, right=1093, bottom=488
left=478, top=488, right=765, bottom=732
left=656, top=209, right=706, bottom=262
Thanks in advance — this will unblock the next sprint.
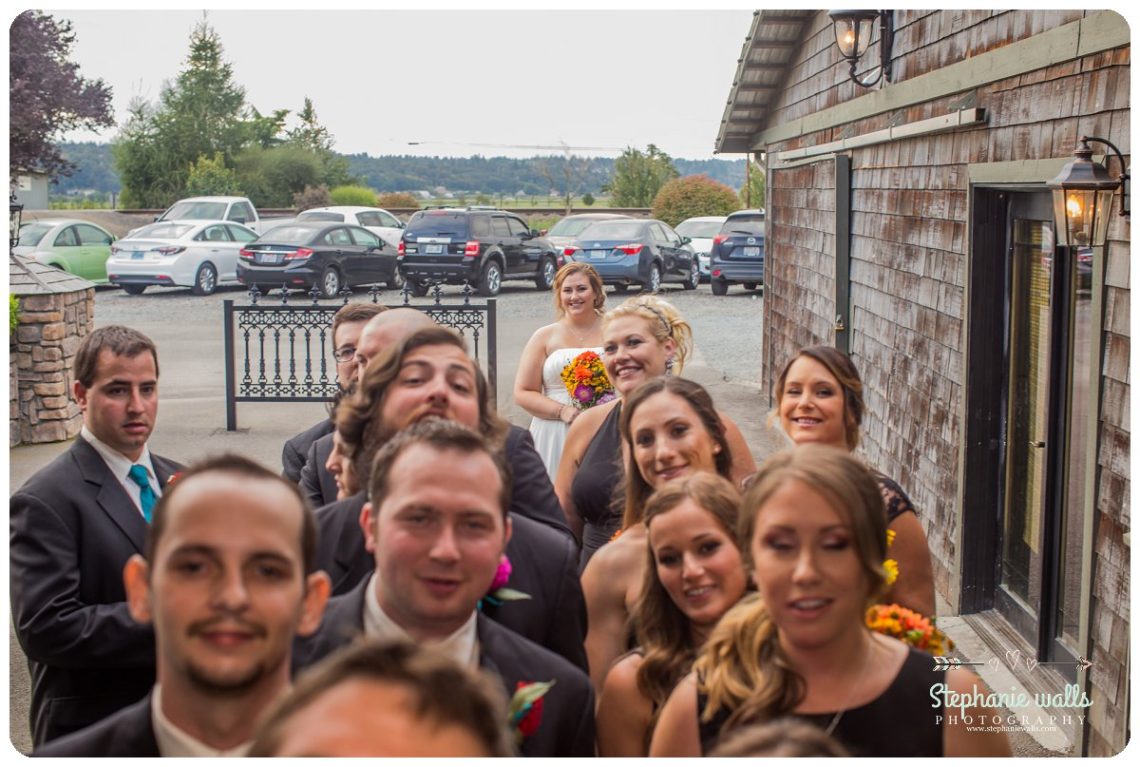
left=582, top=192, right=595, bottom=206
left=651, top=174, right=741, bottom=227
left=185, top=152, right=244, bottom=197
left=10, top=294, right=20, bottom=336
left=376, top=192, right=420, bottom=209
left=293, top=184, right=332, bottom=212
left=234, top=145, right=324, bottom=207
left=329, top=185, right=378, bottom=206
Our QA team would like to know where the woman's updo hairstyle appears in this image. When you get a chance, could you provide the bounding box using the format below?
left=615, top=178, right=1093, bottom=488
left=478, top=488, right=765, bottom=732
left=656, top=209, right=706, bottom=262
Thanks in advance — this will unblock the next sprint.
left=602, top=295, right=693, bottom=373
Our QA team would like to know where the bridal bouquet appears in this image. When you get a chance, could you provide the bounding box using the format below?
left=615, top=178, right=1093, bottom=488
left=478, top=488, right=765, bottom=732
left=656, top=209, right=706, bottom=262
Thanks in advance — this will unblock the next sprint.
left=560, top=351, right=616, bottom=410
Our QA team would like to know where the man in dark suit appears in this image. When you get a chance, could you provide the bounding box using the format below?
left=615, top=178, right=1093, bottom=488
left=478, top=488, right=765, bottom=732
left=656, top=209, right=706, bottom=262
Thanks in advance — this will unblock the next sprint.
left=34, top=455, right=330, bottom=757
left=296, top=419, right=595, bottom=758
left=10, top=326, right=183, bottom=747
left=301, top=307, right=572, bottom=537
left=281, top=303, right=386, bottom=483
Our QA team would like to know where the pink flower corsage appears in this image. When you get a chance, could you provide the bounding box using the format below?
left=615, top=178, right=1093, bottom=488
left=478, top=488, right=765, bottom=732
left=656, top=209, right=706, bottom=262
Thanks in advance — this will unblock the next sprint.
left=479, top=555, right=530, bottom=609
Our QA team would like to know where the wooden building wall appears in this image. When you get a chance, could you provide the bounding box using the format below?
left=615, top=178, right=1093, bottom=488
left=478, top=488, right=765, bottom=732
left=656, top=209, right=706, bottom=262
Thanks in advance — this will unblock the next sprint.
left=755, top=10, right=1128, bottom=755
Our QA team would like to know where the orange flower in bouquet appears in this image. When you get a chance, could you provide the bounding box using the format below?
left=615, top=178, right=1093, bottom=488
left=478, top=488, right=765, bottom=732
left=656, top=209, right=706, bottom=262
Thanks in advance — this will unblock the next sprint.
left=560, top=351, right=615, bottom=410
left=866, top=603, right=954, bottom=656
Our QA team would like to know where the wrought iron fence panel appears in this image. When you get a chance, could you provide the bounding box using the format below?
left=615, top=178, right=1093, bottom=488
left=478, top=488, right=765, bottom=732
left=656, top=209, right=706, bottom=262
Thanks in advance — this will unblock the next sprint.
left=223, top=282, right=496, bottom=430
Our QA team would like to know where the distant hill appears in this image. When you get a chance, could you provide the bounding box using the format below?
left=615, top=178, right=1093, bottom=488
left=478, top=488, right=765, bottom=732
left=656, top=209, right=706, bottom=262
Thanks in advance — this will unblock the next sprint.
left=53, top=143, right=746, bottom=199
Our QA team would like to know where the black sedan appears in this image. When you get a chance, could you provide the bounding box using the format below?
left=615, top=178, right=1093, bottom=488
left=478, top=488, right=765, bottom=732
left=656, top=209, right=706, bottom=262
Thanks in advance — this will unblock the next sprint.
left=236, top=223, right=402, bottom=297
left=564, top=219, right=699, bottom=293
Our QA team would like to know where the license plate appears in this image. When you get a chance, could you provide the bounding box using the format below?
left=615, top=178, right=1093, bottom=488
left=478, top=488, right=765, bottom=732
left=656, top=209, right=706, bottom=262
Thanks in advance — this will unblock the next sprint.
left=742, top=246, right=760, bottom=257
left=131, top=251, right=144, bottom=260
left=589, top=250, right=608, bottom=260
left=259, top=253, right=281, bottom=265
left=425, top=244, right=444, bottom=254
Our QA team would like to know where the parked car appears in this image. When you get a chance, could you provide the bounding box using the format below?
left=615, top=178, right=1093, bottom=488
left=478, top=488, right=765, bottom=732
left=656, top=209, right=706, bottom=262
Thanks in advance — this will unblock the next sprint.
left=105, top=220, right=258, bottom=296
left=236, top=222, right=401, bottom=298
left=398, top=208, right=562, bottom=297
left=14, top=219, right=116, bottom=284
left=129, top=196, right=292, bottom=236
left=709, top=209, right=765, bottom=296
left=675, top=215, right=728, bottom=280
left=563, top=218, right=699, bottom=292
left=543, top=212, right=631, bottom=256
left=295, top=206, right=405, bottom=246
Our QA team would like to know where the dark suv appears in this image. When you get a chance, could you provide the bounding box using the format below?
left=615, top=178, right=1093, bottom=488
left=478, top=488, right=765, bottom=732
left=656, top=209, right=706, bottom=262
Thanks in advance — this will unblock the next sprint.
left=709, top=209, right=765, bottom=296
left=398, top=208, right=562, bottom=296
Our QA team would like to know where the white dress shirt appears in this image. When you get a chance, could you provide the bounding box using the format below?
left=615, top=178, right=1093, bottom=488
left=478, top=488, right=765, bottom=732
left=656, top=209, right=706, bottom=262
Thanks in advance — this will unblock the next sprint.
left=81, top=425, right=160, bottom=518
left=150, top=684, right=252, bottom=758
left=362, top=574, right=480, bottom=667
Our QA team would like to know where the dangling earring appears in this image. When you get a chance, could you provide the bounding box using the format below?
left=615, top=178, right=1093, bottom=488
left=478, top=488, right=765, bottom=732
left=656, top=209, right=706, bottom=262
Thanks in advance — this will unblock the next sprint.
left=664, top=356, right=675, bottom=376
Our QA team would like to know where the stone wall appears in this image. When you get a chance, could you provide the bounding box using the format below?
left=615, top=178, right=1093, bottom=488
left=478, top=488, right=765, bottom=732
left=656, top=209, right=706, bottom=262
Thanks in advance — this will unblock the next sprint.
left=14, top=289, right=93, bottom=443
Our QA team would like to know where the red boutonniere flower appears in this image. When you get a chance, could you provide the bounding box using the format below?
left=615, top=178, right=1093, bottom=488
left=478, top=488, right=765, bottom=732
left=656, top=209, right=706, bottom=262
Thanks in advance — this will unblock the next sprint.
left=509, top=680, right=554, bottom=743
left=166, top=471, right=183, bottom=487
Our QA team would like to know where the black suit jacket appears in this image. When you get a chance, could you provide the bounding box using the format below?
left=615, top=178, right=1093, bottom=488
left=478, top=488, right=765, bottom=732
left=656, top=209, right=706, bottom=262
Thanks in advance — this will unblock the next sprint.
left=294, top=582, right=596, bottom=758
left=281, top=416, right=334, bottom=483
left=9, top=437, right=182, bottom=746
left=313, top=494, right=587, bottom=672
left=302, top=424, right=572, bottom=537
left=33, top=693, right=159, bottom=757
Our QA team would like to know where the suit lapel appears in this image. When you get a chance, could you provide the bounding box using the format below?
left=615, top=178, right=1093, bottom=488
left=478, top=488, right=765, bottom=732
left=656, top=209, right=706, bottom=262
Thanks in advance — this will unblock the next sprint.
left=73, top=438, right=149, bottom=553
left=331, top=495, right=369, bottom=592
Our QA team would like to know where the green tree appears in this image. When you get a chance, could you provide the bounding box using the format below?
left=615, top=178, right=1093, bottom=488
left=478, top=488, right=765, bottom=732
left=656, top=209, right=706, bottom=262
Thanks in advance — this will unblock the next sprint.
left=581, top=192, right=595, bottom=206
left=651, top=174, right=741, bottom=227
left=739, top=161, right=766, bottom=209
left=184, top=152, right=243, bottom=196
left=608, top=144, right=679, bottom=207
left=233, top=145, right=324, bottom=207
left=286, top=96, right=353, bottom=188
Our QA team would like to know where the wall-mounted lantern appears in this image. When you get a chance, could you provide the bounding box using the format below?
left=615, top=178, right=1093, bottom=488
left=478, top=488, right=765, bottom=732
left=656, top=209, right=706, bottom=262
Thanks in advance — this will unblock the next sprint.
left=828, top=10, right=894, bottom=88
left=10, top=193, right=24, bottom=250
left=1048, top=135, right=1130, bottom=248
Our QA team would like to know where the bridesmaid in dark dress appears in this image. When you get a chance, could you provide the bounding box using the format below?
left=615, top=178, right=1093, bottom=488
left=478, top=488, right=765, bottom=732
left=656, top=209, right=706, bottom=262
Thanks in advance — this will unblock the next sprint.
left=649, top=445, right=1012, bottom=758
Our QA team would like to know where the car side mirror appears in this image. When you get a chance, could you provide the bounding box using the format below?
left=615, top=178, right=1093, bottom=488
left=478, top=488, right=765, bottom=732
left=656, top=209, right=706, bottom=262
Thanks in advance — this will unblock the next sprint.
left=680, top=236, right=691, bottom=245
left=233, top=215, right=247, bottom=224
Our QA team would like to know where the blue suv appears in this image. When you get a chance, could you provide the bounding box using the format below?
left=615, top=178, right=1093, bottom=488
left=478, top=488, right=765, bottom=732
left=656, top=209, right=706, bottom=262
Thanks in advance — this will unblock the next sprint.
left=709, top=209, right=765, bottom=295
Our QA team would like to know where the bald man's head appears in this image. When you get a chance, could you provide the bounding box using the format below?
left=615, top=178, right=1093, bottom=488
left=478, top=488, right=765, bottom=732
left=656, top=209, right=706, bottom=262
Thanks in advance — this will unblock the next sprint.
left=355, top=308, right=438, bottom=378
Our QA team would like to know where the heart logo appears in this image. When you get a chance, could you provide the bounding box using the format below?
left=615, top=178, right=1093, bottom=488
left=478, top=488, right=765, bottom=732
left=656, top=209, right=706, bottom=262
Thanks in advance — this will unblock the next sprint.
left=1026, top=657, right=1039, bottom=672
left=986, top=657, right=1001, bottom=672
left=1005, top=649, right=1022, bottom=669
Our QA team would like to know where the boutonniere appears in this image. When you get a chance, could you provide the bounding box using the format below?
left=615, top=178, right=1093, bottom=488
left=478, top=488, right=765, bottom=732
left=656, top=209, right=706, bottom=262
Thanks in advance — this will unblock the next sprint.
left=478, top=555, right=530, bottom=609
left=509, top=680, right=554, bottom=744
left=166, top=471, right=184, bottom=487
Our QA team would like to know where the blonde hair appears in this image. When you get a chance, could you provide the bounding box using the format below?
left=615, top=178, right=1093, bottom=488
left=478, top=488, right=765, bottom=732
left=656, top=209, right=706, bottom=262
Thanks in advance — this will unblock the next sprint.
left=602, top=295, right=693, bottom=373
left=694, top=444, right=889, bottom=732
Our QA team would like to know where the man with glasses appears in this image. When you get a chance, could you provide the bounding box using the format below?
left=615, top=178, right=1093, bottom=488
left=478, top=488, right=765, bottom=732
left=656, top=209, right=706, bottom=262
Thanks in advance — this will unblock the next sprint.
left=281, top=303, right=387, bottom=485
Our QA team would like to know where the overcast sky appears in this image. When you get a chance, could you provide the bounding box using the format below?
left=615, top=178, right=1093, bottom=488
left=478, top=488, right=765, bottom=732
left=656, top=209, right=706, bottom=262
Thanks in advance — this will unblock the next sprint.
left=48, top=5, right=758, bottom=161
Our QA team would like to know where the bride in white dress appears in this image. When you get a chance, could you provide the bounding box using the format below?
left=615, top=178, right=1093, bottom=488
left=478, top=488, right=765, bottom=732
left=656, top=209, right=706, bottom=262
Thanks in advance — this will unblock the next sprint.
left=514, top=263, right=607, bottom=480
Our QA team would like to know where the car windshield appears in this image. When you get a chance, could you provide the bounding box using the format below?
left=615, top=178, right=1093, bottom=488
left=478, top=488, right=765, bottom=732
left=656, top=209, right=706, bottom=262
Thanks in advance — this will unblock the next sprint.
left=132, top=223, right=194, bottom=240
left=296, top=211, right=345, bottom=222
left=676, top=220, right=725, bottom=238
left=161, top=201, right=228, bottom=220
left=17, top=223, right=52, bottom=247
left=720, top=215, right=765, bottom=236
left=256, top=225, right=321, bottom=245
left=548, top=217, right=614, bottom=237
left=577, top=221, right=647, bottom=240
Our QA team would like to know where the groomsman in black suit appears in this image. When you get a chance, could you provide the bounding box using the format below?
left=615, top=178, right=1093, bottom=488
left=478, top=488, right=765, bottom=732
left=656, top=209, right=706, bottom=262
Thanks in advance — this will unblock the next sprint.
left=295, top=419, right=595, bottom=758
left=10, top=326, right=183, bottom=746
left=35, top=455, right=330, bottom=757
left=300, top=307, right=572, bottom=537
left=314, top=325, right=586, bottom=670
left=281, top=302, right=387, bottom=483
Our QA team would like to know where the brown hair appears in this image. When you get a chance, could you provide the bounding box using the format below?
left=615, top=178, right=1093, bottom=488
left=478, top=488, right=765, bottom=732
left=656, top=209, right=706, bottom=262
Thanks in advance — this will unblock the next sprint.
left=367, top=418, right=512, bottom=521
left=73, top=325, right=159, bottom=387
left=336, top=326, right=508, bottom=486
left=248, top=638, right=515, bottom=757
left=553, top=262, right=605, bottom=315
left=603, top=295, right=694, bottom=373
left=634, top=472, right=743, bottom=742
left=618, top=377, right=732, bottom=530
left=710, top=717, right=851, bottom=757
left=146, top=453, right=317, bottom=574
left=331, top=302, right=387, bottom=345
left=774, top=345, right=864, bottom=450
left=695, top=444, right=888, bottom=733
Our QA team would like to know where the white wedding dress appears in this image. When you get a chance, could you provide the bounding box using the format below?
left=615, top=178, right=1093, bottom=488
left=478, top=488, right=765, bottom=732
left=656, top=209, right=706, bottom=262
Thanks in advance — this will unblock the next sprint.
left=528, top=346, right=603, bottom=481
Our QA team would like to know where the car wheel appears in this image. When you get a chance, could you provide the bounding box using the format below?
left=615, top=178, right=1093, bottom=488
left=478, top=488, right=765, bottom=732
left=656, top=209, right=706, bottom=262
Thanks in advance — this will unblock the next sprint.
left=388, top=269, right=405, bottom=290
left=535, top=256, right=556, bottom=291
left=743, top=282, right=758, bottom=291
left=410, top=280, right=430, bottom=298
left=642, top=263, right=661, bottom=293
left=319, top=267, right=342, bottom=299
left=123, top=284, right=147, bottom=296
left=683, top=262, right=700, bottom=290
left=191, top=262, right=218, bottom=296
left=711, top=279, right=729, bottom=296
left=478, top=260, right=502, bottom=297
left=613, top=283, right=629, bottom=294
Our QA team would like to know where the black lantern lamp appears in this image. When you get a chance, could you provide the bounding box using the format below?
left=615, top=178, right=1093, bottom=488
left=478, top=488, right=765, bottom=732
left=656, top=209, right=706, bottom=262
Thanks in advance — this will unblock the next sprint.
left=10, top=192, right=24, bottom=250
left=1048, top=135, right=1129, bottom=248
left=829, top=10, right=894, bottom=88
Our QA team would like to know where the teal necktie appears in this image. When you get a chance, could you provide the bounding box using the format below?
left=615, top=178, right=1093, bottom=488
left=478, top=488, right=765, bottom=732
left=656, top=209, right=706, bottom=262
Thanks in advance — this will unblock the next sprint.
left=128, top=464, right=157, bottom=523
